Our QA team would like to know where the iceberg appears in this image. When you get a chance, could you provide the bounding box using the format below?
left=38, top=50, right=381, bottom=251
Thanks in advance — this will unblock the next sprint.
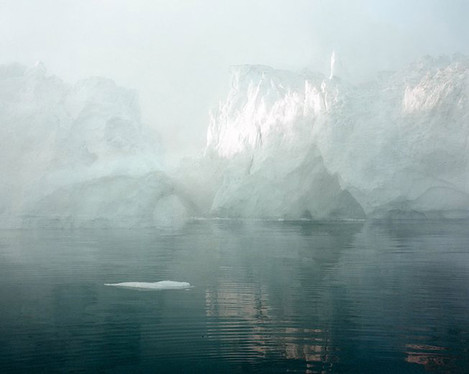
left=104, top=281, right=192, bottom=290
left=0, top=63, right=192, bottom=228
left=202, top=55, right=469, bottom=219
left=2, top=55, right=468, bottom=224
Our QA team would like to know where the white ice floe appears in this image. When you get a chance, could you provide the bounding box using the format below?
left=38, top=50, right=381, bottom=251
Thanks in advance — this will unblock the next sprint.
left=104, top=281, right=192, bottom=290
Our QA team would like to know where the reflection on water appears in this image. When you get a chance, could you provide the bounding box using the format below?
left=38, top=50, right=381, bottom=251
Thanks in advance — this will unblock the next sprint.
left=0, top=220, right=468, bottom=372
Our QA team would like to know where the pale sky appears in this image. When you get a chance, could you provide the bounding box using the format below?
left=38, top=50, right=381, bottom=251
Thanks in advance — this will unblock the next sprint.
left=1, top=0, right=468, bottom=158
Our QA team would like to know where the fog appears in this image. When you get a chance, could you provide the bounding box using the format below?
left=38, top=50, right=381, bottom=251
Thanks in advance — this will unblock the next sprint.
left=0, top=0, right=468, bottom=227
left=1, top=4, right=469, bottom=371
left=1, top=0, right=468, bottom=159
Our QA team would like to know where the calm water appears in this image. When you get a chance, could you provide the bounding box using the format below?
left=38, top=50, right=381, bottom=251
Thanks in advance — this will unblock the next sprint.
left=0, top=220, right=468, bottom=373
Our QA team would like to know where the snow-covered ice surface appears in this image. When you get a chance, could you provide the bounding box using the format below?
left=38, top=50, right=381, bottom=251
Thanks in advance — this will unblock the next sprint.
left=104, top=281, right=192, bottom=290
left=203, top=55, right=469, bottom=219
left=0, top=62, right=192, bottom=228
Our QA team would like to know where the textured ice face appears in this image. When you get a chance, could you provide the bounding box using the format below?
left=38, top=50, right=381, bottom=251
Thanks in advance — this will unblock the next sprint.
left=315, top=56, right=469, bottom=217
left=204, top=65, right=364, bottom=219
left=205, top=55, right=469, bottom=219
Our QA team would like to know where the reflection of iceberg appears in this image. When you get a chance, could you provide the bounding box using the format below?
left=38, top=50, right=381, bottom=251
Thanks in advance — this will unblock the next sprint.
left=104, top=281, right=192, bottom=290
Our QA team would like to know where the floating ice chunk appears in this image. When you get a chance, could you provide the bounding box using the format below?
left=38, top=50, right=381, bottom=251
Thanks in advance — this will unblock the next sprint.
left=104, top=280, right=192, bottom=290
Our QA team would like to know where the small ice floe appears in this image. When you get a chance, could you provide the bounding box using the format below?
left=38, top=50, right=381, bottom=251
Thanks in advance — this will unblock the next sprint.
left=104, top=280, right=192, bottom=290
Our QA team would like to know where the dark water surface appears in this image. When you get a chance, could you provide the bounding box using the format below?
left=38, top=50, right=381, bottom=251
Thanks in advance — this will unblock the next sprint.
left=0, top=220, right=468, bottom=373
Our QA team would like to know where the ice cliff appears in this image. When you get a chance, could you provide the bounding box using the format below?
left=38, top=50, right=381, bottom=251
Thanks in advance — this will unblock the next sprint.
left=205, top=55, right=469, bottom=219
left=2, top=56, right=468, bottom=225
left=0, top=63, right=191, bottom=228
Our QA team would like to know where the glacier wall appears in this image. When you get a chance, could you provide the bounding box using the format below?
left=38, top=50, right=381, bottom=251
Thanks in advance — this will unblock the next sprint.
left=205, top=55, right=469, bottom=219
left=0, top=63, right=191, bottom=228
left=2, top=56, right=467, bottom=225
